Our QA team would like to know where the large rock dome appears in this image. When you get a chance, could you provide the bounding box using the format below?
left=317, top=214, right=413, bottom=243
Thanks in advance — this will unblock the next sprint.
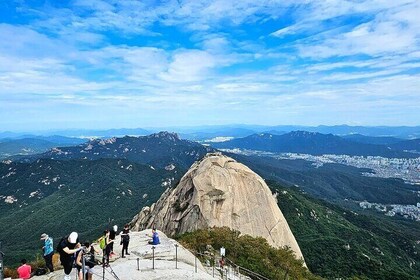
left=130, top=152, right=304, bottom=261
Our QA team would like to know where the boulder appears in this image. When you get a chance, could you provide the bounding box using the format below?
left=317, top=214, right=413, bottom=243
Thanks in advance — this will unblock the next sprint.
left=131, top=153, right=304, bottom=261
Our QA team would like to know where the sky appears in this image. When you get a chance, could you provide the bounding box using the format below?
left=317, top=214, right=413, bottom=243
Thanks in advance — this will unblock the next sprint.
left=0, top=0, right=419, bottom=131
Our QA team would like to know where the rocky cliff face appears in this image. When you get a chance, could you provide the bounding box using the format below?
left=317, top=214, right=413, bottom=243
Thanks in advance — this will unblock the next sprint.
left=130, top=152, right=304, bottom=261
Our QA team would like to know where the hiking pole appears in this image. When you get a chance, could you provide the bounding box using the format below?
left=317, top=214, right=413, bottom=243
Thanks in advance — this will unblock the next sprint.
left=137, top=257, right=139, bottom=271
left=107, top=264, right=121, bottom=280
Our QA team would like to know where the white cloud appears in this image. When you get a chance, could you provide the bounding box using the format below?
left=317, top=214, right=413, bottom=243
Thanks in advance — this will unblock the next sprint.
left=158, top=50, right=217, bottom=82
left=0, top=0, right=419, bottom=130
left=294, top=1, right=420, bottom=58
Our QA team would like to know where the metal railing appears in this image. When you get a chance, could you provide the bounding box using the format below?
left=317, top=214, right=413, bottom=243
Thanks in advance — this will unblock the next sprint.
left=0, top=242, right=272, bottom=280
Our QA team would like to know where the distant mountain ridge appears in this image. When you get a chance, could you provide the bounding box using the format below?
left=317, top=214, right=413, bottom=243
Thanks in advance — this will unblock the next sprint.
left=15, top=131, right=214, bottom=170
left=2, top=124, right=419, bottom=140
left=212, top=131, right=418, bottom=158
left=342, top=134, right=404, bottom=145
left=390, top=138, right=420, bottom=153
left=0, top=137, right=86, bottom=159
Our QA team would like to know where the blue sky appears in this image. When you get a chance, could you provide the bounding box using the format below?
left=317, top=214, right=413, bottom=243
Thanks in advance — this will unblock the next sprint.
left=0, top=0, right=419, bottom=131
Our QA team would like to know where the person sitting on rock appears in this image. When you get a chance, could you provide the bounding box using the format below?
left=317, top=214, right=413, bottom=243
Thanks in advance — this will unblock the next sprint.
left=75, top=242, right=96, bottom=280
left=17, top=259, right=32, bottom=279
left=148, top=228, right=160, bottom=245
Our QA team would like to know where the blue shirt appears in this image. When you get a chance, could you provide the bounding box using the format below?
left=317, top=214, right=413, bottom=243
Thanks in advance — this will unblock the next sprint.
left=152, top=232, right=160, bottom=245
left=44, top=237, right=54, bottom=256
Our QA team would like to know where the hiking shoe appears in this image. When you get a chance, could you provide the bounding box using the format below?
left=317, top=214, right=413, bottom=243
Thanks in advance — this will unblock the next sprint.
left=126, top=253, right=130, bottom=255
left=121, top=256, right=126, bottom=258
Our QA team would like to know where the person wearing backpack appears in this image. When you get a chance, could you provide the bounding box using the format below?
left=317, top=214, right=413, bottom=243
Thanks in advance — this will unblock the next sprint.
left=40, top=233, right=54, bottom=275
left=57, top=232, right=81, bottom=280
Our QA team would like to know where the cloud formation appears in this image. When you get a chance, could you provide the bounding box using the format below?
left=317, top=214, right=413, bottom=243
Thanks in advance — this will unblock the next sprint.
left=0, top=0, right=419, bottom=130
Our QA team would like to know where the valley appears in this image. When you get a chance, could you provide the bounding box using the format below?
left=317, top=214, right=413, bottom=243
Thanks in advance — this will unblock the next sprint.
left=221, top=149, right=420, bottom=184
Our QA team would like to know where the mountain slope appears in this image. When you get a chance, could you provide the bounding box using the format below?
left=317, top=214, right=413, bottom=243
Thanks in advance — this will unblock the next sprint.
left=16, top=131, right=213, bottom=170
left=0, top=158, right=176, bottom=266
left=269, top=181, right=420, bottom=280
left=342, top=134, right=404, bottom=145
left=212, top=131, right=417, bottom=158
left=390, top=138, right=420, bottom=153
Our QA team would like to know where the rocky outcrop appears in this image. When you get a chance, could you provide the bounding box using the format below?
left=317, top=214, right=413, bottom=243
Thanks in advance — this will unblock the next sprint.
left=131, top=153, right=304, bottom=261
left=35, top=230, right=218, bottom=280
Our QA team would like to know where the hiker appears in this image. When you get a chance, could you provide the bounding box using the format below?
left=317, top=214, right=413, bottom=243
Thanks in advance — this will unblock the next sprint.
left=219, top=256, right=225, bottom=269
left=75, top=242, right=96, bottom=280
left=148, top=228, right=160, bottom=245
left=102, top=230, right=114, bottom=267
left=57, top=232, right=81, bottom=280
left=17, top=259, right=32, bottom=279
left=109, top=225, right=118, bottom=256
left=40, top=233, right=54, bottom=275
left=120, top=224, right=130, bottom=258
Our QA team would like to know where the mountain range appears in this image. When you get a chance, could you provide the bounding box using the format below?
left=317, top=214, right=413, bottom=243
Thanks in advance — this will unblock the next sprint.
left=211, top=131, right=419, bottom=157
left=0, top=131, right=419, bottom=279
left=2, top=124, right=420, bottom=140
left=14, top=131, right=213, bottom=170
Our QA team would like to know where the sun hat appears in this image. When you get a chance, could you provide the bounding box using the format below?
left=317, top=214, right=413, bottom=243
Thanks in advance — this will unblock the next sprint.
left=40, top=233, right=48, bottom=240
left=69, top=232, right=78, bottom=243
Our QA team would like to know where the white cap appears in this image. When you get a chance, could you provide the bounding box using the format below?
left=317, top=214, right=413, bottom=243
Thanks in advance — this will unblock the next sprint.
left=113, top=225, right=118, bottom=232
left=69, top=232, right=78, bottom=243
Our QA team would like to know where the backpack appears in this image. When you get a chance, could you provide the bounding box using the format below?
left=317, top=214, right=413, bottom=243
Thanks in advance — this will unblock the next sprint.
left=34, top=268, right=47, bottom=276
left=56, top=236, right=67, bottom=254
left=99, top=236, right=106, bottom=250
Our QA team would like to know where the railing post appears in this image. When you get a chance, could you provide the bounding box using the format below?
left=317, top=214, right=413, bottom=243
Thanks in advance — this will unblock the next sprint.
left=137, top=257, right=140, bottom=271
left=212, top=257, right=215, bottom=278
left=195, top=254, right=197, bottom=273
left=175, top=244, right=178, bottom=269
left=152, top=246, right=155, bottom=270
